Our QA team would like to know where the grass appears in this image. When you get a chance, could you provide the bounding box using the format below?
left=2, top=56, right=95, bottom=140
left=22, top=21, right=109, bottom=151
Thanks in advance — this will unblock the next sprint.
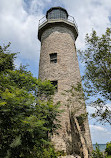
left=107, top=156, right=111, bottom=158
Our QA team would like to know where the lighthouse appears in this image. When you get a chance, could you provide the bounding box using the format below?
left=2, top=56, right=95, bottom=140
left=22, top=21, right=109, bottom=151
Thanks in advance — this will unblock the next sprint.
left=38, top=7, right=92, bottom=157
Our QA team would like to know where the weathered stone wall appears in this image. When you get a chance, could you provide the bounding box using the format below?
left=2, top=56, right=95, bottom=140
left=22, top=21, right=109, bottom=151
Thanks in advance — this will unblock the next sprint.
left=39, top=25, right=92, bottom=156
left=41, top=25, right=75, bottom=43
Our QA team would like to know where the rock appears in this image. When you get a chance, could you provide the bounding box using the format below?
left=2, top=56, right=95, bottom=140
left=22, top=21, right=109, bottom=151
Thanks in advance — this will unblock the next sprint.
left=59, top=155, right=81, bottom=158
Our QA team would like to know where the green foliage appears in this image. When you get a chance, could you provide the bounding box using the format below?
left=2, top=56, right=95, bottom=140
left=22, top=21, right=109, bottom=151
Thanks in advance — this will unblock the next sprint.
left=63, top=82, right=86, bottom=116
left=63, top=82, right=88, bottom=135
left=56, top=150, right=67, bottom=156
left=28, top=145, right=58, bottom=158
left=76, top=113, right=88, bottom=126
left=79, top=28, right=111, bottom=125
left=31, top=145, right=67, bottom=158
left=0, top=42, right=16, bottom=72
left=0, top=43, right=61, bottom=157
left=91, top=143, right=106, bottom=158
left=105, top=142, right=111, bottom=156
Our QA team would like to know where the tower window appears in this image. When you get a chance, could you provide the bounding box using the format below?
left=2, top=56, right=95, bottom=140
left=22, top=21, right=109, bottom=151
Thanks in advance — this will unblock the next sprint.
left=51, top=80, right=58, bottom=91
left=50, top=53, right=57, bottom=63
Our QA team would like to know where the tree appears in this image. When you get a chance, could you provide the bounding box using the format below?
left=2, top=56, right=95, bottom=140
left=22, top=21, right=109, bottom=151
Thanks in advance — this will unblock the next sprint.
left=105, top=142, right=111, bottom=156
left=0, top=43, right=61, bottom=158
left=91, top=143, right=106, bottom=158
left=79, top=28, right=111, bottom=125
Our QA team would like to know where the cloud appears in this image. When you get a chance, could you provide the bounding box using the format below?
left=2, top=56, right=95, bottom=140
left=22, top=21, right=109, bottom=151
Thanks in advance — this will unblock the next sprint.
left=1, top=0, right=111, bottom=72
left=106, top=103, right=111, bottom=110
left=90, top=125, right=111, bottom=144
left=87, top=102, right=111, bottom=116
left=87, top=102, right=111, bottom=122
left=90, top=125, right=106, bottom=132
left=60, top=0, right=111, bottom=49
left=87, top=106, right=95, bottom=115
left=87, top=103, right=111, bottom=144
left=0, top=0, right=41, bottom=60
left=0, top=0, right=52, bottom=76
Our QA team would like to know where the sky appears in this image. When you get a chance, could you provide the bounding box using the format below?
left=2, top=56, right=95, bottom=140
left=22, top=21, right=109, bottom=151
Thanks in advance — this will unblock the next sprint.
left=0, top=0, right=111, bottom=144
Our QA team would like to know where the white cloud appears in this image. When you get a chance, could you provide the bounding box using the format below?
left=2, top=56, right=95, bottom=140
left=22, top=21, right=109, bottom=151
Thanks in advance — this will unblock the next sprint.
left=87, top=102, right=111, bottom=113
left=1, top=0, right=111, bottom=63
left=60, top=0, right=111, bottom=49
left=0, top=0, right=41, bottom=60
left=90, top=125, right=106, bottom=132
left=1, top=0, right=111, bottom=67
left=86, top=104, right=111, bottom=144
left=90, top=125, right=111, bottom=144
left=106, top=103, right=111, bottom=110
left=87, top=102, right=111, bottom=124
left=87, top=106, right=95, bottom=114
left=0, top=0, right=52, bottom=76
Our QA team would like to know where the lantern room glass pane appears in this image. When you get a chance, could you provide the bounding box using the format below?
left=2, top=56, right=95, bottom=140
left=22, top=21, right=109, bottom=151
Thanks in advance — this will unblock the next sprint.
left=47, top=9, right=67, bottom=20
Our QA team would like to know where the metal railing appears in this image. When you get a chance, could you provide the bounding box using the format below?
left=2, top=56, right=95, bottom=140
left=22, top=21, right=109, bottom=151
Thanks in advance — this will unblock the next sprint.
left=38, top=15, right=78, bottom=32
left=38, top=16, right=47, bottom=27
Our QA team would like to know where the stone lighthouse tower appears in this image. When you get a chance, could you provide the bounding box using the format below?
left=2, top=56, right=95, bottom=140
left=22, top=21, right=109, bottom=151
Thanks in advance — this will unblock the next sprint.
left=38, top=7, right=92, bottom=157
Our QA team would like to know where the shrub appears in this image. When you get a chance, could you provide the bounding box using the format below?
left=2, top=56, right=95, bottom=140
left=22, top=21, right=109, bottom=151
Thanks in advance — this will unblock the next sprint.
left=105, top=142, right=111, bottom=156
left=33, top=145, right=58, bottom=158
left=91, top=143, right=106, bottom=158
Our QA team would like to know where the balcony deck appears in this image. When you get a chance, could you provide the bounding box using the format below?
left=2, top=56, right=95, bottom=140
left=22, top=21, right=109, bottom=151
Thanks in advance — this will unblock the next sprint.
left=38, top=15, right=78, bottom=33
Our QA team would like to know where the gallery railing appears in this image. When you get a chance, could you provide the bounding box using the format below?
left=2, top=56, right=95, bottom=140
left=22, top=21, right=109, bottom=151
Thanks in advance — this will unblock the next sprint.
left=38, top=15, right=78, bottom=33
